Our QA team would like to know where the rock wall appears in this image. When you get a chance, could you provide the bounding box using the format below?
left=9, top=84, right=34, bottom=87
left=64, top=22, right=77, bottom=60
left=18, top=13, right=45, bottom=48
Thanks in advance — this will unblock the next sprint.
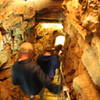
left=0, top=0, right=36, bottom=49
left=0, top=0, right=36, bottom=100
left=0, top=1, right=63, bottom=99
left=62, top=0, right=100, bottom=100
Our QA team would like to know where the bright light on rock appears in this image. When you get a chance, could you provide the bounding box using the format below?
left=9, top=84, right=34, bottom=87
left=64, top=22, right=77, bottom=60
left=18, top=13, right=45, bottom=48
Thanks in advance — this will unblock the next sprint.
left=55, top=35, right=65, bottom=46
left=72, top=0, right=79, bottom=8
left=42, top=23, right=63, bottom=29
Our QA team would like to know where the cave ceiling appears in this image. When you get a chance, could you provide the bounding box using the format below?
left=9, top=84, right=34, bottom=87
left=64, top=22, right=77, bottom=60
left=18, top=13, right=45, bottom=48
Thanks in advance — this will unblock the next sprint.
left=35, top=0, right=64, bottom=23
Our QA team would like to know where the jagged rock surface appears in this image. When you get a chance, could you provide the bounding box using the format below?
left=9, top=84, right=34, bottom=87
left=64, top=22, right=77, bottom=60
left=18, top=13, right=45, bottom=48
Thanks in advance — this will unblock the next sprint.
left=63, top=0, right=100, bottom=100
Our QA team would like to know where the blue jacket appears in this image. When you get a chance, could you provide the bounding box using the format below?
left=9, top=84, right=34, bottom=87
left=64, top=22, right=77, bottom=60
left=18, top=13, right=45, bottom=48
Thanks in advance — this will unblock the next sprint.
left=37, top=54, right=60, bottom=78
left=12, top=59, right=62, bottom=95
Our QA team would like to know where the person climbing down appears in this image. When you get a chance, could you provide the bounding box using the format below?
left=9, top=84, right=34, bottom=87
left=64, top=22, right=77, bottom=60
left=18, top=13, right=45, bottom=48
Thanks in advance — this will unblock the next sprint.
left=36, top=46, right=60, bottom=81
left=12, top=42, right=62, bottom=100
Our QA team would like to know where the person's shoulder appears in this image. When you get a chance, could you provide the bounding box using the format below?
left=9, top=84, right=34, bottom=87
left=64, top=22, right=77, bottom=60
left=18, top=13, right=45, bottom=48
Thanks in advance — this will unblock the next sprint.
left=37, top=54, right=44, bottom=58
left=32, top=63, right=43, bottom=74
left=13, top=61, right=19, bottom=66
left=32, top=63, right=40, bottom=70
left=12, top=61, right=19, bottom=70
left=51, top=54, right=58, bottom=59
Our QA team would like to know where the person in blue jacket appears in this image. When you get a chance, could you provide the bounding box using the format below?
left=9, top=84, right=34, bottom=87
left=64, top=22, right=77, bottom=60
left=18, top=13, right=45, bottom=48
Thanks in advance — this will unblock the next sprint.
left=36, top=47, right=60, bottom=81
left=12, top=42, right=62, bottom=100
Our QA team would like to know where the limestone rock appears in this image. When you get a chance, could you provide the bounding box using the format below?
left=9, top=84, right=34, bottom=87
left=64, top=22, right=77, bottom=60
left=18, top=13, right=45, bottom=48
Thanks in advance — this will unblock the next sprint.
left=82, top=45, right=100, bottom=87
left=63, top=0, right=100, bottom=99
left=3, top=16, right=22, bottom=30
left=0, top=32, right=4, bottom=50
left=92, top=37, right=100, bottom=63
left=0, top=0, right=35, bottom=32
left=0, top=44, right=11, bottom=68
left=73, top=73, right=100, bottom=100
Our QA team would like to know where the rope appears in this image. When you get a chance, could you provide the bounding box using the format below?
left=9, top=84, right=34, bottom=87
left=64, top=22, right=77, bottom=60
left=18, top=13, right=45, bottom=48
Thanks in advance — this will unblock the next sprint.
left=59, top=62, right=71, bottom=100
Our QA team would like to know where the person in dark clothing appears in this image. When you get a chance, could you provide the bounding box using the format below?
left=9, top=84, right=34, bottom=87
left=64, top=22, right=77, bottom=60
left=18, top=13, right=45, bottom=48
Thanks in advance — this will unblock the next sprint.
left=12, top=42, right=62, bottom=100
left=36, top=47, right=60, bottom=81
left=54, top=44, right=63, bottom=55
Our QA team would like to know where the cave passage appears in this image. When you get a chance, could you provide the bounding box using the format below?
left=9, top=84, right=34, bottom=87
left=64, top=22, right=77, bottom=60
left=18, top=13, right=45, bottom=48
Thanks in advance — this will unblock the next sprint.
left=0, top=0, right=100, bottom=100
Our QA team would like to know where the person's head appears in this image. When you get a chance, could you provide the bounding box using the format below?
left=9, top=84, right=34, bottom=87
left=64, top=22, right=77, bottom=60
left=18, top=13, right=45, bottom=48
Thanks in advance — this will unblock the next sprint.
left=18, top=42, right=34, bottom=59
left=44, top=46, right=55, bottom=55
left=55, top=44, right=62, bottom=52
